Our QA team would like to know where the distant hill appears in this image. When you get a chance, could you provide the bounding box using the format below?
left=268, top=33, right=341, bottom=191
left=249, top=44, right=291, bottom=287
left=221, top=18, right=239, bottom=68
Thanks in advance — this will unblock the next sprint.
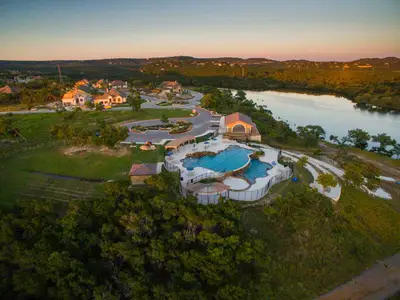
left=0, top=56, right=398, bottom=66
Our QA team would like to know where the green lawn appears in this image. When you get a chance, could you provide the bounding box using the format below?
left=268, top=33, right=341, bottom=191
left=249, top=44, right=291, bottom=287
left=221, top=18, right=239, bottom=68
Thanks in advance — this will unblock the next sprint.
left=0, top=145, right=165, bottom=207
left=6, top=108, right=190, bottom=143
left=268, top=163, right=313, bottom=197
left=1, top=108, right=189, bottom=207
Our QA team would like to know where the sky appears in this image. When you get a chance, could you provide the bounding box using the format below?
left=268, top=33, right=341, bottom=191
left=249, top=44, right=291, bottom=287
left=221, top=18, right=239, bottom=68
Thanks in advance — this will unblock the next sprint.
left=0, top=0, right=399, bottom=61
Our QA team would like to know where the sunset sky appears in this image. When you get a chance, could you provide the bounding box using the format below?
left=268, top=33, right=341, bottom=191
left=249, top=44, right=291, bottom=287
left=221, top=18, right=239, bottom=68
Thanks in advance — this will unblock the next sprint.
left=1, top=0, right=399, bottom=61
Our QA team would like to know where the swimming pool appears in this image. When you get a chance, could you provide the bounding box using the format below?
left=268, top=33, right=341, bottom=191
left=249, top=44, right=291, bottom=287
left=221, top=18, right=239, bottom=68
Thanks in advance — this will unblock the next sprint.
left=243, top=159, right=272, bottom=183
left=183, top=146, right=253, bottom=172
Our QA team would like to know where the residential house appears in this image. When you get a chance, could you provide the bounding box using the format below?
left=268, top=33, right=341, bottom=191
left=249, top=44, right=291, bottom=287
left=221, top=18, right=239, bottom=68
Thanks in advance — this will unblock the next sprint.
left=219, top=112, right=261, bottom=141
left=129, top=163, right=162, bottom=184
left=0, top=85, right=19, bottom=95
left=74, top=79, right=90, bottom=88
left=93, top=89, right=126, bottom=106
left=93, top=79, right=107, bottom=89
left=110, top=80, right=128, bottom=89
left=62, top=88, right=92, bottom=106
left=159, top=81, right=183, bottom=94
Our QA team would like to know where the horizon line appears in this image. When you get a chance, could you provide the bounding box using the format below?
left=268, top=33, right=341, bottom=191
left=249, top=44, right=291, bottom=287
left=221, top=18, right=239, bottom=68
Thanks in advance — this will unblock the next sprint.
left=0, top=55, right=399, bottom=63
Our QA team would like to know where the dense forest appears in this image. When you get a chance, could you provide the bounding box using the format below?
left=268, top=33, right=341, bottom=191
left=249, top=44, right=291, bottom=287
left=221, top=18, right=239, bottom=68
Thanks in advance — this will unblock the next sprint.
left=1, top=171, right=399, bottom=299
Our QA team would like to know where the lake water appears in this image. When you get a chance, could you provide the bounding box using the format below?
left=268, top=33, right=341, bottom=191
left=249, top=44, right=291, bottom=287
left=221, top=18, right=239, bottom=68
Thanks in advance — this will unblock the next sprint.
left=245, top=90, right=400, bottom=143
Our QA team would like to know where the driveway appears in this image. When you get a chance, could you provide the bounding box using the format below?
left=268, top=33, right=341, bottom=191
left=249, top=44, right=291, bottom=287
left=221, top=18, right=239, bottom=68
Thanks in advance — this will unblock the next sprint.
left=122, top=107, right=219, bottom=143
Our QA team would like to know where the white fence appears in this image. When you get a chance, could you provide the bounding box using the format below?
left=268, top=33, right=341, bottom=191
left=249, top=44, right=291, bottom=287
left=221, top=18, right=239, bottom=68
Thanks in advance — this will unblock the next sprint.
left=164, top=158, right=180, bottom=172
left=182, top=168, right=293, bottom=204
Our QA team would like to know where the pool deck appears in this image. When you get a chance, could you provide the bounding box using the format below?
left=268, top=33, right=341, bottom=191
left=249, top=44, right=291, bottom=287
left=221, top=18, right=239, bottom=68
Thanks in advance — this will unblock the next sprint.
left=166, top=135, right=288, bottom=192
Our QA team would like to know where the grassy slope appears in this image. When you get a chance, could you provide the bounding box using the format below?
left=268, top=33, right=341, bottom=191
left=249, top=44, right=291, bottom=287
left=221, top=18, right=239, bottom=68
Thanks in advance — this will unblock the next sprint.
left=0, top=109, right=190, bottom=206
left=241, top=185, right=400, bottom=299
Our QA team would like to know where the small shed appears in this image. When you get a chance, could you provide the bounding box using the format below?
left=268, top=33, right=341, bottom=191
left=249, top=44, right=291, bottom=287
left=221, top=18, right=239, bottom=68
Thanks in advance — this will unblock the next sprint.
left=129, top=163, right=162, bottom=183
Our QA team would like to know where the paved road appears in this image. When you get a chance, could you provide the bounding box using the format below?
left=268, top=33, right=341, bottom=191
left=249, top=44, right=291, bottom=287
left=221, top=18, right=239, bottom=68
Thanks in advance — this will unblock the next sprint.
left=122, top=107, right=218, bottom=143
left=0, top=90, right=204, bottom=115
left=319, top=253, right=400, bottom=300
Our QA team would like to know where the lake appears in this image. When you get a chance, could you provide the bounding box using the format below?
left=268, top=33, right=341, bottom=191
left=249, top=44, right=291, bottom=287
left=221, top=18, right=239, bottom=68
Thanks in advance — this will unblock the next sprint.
left=245, top=90, right=400, bottom=143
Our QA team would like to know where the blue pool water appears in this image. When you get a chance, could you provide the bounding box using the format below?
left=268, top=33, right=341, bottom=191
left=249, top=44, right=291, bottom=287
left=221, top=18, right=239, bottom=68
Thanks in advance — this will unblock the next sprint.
left=183, top=146, right=253, bottom=172
left=243, top=159, right=272, bottom=183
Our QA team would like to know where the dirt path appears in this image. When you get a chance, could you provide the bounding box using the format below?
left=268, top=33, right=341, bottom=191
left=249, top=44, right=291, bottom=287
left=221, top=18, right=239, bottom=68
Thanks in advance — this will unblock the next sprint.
left=319, top=253, right=400, bottom=300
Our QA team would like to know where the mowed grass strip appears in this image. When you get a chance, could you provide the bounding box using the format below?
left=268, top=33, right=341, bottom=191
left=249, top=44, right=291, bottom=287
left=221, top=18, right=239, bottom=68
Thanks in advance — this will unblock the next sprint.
left=1, top=172, right=104, bottom=207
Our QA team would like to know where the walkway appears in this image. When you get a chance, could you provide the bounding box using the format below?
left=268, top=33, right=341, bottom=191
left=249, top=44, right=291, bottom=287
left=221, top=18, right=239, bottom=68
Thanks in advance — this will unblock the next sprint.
left=282, top=151, right=342, bottom=201
left=319, top=253, right=400, bottom=300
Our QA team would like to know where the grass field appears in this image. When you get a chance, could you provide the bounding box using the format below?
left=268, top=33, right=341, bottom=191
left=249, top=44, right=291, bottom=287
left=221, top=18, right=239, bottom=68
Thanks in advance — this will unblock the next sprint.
left=0, top=147, right=164, bottom=205
left=6, top=108, right=191, bottom=143
left=0, top=108, right=189, bottom=207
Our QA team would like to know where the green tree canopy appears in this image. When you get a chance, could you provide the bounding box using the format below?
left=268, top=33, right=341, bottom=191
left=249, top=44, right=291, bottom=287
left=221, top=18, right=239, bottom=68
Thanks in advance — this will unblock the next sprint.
left=297, top=156, right=309, bottom=168
left=317, top=173, right=338, bottom=190
left=0, top=175, right=266, bottom=299
left=371, top=133, right=397, bottom=156
left=344, top=129, right=370, bottom=150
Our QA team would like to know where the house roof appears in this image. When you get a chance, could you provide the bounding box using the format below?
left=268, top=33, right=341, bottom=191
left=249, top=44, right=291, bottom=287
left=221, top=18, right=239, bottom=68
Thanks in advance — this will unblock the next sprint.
left=75, top=79, right=89, bottom=86
left=62, top=88, right=91, bottom=99
left=78, top=85, right=93, bottom=94
left=108, top=89, right=122, bottom=97
left=160, top=80, right=180, bottom=88
left=0, top=85, right=18, bottom=94
left=94, top=92, right=111, bottom=100
left=129, top=163, right=158, bottom=176
left=165, top=135, right=196, bottom=149
left=110, top=80, right=126, bottom=86
left=224, top=112, right=253, bottom=126
left=94, top=89, right=123, bottom=100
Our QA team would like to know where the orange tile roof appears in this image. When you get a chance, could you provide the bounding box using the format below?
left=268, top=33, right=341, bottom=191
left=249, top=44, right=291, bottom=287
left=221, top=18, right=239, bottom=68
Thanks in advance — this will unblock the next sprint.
left=75, top=79, right=89, bottom=86
left=108, top=89, right=121, bottom=97
left=0, top=85, right=13, bottom=94
left=161, top=80, right=180, bottom=87
left=224, top=112, right=252, bottom=126
left=62, top=88, right=90, bottom=99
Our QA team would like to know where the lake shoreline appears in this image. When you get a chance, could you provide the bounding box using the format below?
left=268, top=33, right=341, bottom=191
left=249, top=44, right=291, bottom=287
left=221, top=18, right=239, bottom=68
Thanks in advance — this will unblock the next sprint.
left=244, top=87, right=399, bottom=113
left=243, top=90, right=399, bottom=145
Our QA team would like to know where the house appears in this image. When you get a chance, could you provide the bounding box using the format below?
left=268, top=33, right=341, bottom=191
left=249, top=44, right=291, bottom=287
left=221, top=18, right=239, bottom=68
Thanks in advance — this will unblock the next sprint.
left=129, top=163, right=162, bottom=184
left=93, top=79, right=107, bottom=89
left=110, top=80, right=128, bottom=89
left=74, top=79, right=90, bottom=87
left=0, top=85, right=19, bottom=95
left=93, top=89, right=126, bottom=106
left=62, top=88, right=92, bottom=106
left=159, top=81, right=183, bottom=94
left=219, top=112, right=261, bottom=142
